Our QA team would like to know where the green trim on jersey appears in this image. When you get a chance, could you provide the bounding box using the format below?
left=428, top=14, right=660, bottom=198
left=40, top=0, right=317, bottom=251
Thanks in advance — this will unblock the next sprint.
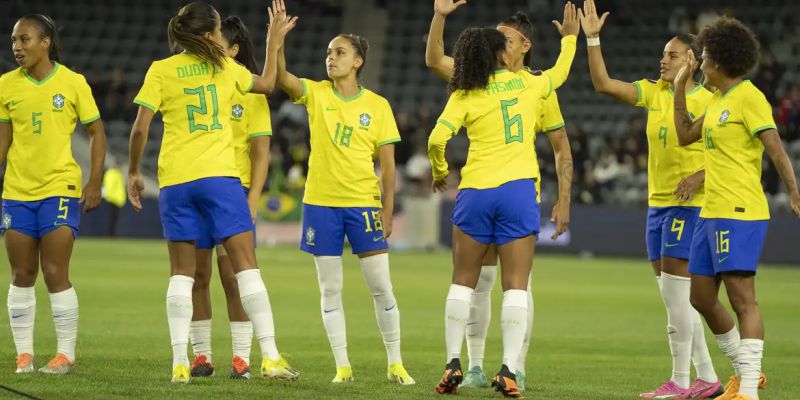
left=249, top=131, right=272, bottom=137
left=246, top=75, right=254, bottom=93
left=81, top=114, right=101, bottom=125
left=633, top=81, right=643, bottom=104
left=543, top=122, right=566, bottom=132
left=23, top=62, right=60, bottom=86
left=750, top=124, right=776, bottom=137
left=378, top=137, right=401, bottom=146
left=437, top=119, right=457, bottom=133
left=668, top=83, right=703, bottom=97
left=0, top=118, right=10, bottom=123
left=721, top=80, right=747, bottom=99
left=134, top=99, right=157, bottom=112
left=332, top=84, right=365, bottom=102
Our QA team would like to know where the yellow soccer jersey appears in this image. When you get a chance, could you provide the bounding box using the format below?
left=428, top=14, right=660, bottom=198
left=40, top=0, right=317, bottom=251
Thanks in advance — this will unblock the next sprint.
left=134, top=54, right=253, bottom=188
left=0, top=63, right=100, bottom=201
left=634, top=79, right=712, bottom=207
left=430, top=69, right=557, bottom=189
left=231, top=91, right=271, bottom=189
left=700, top=81, right=774, bottom=220
left=293, top=79, right=400, bottom=208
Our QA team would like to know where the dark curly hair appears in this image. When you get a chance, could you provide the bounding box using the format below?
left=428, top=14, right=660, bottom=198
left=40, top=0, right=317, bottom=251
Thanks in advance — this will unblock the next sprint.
left=499, top=12, right=534, bottom=67
left=696, top=17, right=760, bottom=78
left=448, top=27, right=506, bottom=93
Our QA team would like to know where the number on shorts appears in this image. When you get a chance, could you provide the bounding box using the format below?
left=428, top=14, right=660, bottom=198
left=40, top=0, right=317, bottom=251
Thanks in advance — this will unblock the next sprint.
left=57, top=198, right=69, bottom=220
left=715, top=230, right=730, bottom=254
left=361, top=210, right=383, bottom=233
left=671, top=218, right=685, bottom=241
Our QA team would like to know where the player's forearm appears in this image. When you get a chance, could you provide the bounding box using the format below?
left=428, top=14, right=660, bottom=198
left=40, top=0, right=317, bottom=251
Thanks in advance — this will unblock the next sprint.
left=258, top=40, right=280, bottom=94
left=425, top=12, right=454, bottom=81
left=762, top=130, right=800, bottom=195
left=549, top=128, right=574, bottom=201
left=248, top=136, right=271, bottom=201
left=380, top=164, right=396, bottom=216
left=128, top=127, right=148, bottom=174
left=86, top=120, right=107, bottom=184
left=276, top=47, right=303, bottom=99
left=587, top=44, right=613, bottom=92
left=545, top=35, right=577, bottom=90
left=427, top=125, right=451, bottom=180
left=673, top=85, right=702, bottom=145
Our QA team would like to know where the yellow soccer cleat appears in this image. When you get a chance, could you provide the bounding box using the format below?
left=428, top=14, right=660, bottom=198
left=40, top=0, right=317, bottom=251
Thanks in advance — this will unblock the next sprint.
left=716, top=374, right=767, bottom=400
left=387, top=362, right=415, bottom=385
left=331, top=366, right=354, bottom=383
left=38, top=353, right=75, bottom=375
left=261, top=356, right=300, bottom=380
left=171, top=364, right=190, bottom=384
left=15, top=353, right=34, bottom=374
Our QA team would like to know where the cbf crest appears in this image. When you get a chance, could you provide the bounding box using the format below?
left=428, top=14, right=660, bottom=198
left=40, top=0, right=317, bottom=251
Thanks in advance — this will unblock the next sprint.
left=359, top=113, right=371, bottom=127
left=52, top=94, right=65, bottom=109
left=305, top=227, right=316, bottom=246
left=2, top=213, right=11, bottom=229
left=719, top=109, right=730, bottom=124
left=232, top=104, right=244, bottom=119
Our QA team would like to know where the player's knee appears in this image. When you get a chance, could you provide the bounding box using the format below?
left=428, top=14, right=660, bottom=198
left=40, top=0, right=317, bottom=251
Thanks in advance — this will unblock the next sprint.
left=193, top=269, right=211, bottom=289
left=727, top=292, right=757, bottom=315
left=10, top=267, right=37, bottom=287
left=40, top=263, right=68, bottom=290
left=475, top=266, right=498, bottom=293
left=690, top=292, right=714, bottom=315
left=219, top=271, right=240, bottom=298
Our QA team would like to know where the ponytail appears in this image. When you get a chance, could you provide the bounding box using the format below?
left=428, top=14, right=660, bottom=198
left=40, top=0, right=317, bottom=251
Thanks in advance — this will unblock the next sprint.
left=167, top=2, right=225, bottom=70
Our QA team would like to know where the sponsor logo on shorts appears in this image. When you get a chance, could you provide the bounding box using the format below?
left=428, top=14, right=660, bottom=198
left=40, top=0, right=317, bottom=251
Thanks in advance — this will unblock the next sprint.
left=664, top=242, right=679, bottom=248
left=373, top=236, right=384, bottom=242
left=718, top=256, right=728, bottom=263
left=305, top=227, right=316, bottom=246
left=2, top=213, right=11, bottom=229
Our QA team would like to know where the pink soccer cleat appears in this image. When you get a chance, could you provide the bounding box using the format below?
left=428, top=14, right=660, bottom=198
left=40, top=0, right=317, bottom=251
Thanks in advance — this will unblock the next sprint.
left=639, top=380, right=689, bottom=399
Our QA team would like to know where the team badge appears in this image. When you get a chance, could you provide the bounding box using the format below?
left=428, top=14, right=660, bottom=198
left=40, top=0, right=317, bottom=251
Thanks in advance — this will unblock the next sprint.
left=688, top=112, right=695, bottom=121
left=232, top=104, right=244, bottom=119
left=305, top=227, right=316, bottom=246
left=719, top=109, right=730, bottom=123
left=53, top=94, right=65, bottom=109
left=2, top=213, right=11, bottom=229
left=359, top=113, right=371, bottom=127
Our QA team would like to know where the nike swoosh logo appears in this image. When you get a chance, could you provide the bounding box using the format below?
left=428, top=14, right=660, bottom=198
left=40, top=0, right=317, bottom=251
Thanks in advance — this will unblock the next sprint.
left=325, top=107, right=337, bottom=111
left=11, top=314, right=25, bottom=319
left=373, top=236, right=384, bottom=242
left=649, top=107, right=661, bottom=111
left=718, top=257, right=728, bottom=263
left=664, top=243, right=679, bottom=248
left=10, top=100, right=22, bottom=106
left=384, top=304, right=396, bottom=311
left=323, top=308, right=338, bottom=314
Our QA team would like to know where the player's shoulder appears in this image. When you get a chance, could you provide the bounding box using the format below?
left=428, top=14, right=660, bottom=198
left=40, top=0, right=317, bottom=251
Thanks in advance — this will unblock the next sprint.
left=362, top=87, right=391, bottom=108
left=55, top=63, right=88, bottom=83
left=0, top=67, right=23, bottom=86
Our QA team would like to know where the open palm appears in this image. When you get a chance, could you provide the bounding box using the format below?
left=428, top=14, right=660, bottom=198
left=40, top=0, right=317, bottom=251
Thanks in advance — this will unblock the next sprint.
left=579, top=0, right=609, bottom=38
left=434, top=0, right=467, bottom=16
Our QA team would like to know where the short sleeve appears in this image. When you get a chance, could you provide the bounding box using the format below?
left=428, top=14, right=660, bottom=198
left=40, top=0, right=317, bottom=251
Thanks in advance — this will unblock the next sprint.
left=539, top=91, right=565, bottom=133
left=74, top=74, right=101, bottom=125
left=436, top=92, right=467, bottom=134
left=248, top=94, right=272, bottom=137
left=292, top=78, right=315, bottom=105
left=133, top=62, right=163, bottom=113
left=0, top=93, right=8, bottom=123
left=230, top=59, right=254, bottom=95
left=633, top=79, right=656, bottom=108
left=742, top=89, right=777, bottom=137
left=377, top=100, right=401, bottom=146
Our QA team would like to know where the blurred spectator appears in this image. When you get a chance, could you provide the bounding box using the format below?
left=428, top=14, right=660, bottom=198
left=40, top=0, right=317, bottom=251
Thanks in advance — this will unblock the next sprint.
left=753, top=50, right=784, bottom=105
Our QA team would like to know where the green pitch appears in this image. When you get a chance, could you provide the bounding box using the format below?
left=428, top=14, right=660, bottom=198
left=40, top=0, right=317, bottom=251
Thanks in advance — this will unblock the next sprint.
left=0, top=239, right=798, bottom=399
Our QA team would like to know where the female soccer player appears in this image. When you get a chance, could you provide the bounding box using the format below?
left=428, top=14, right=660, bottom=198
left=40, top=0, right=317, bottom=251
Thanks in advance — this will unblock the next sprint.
left=273, top=0, right=413, bottom=385
left=430, top=7, right=578, bottom=396
left=187, top=16, right=272, bottom=380
left=0, top=14, right=106, bottom=375
left=424, top=1, right=574, bottom=389
left=673, top=16, right=800, bottom=400
left=127, top=2, right=298, bottom=383
left=579, top=0, right=722, bottom=397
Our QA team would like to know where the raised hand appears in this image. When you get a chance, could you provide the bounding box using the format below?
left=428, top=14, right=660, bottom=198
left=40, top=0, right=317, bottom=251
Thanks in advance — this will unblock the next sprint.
left=553, top=1, right=580, bottom=38
left=268, top=0, right=298, bottom=47
left=675, top=49, right=697, bottom=86
left=578, top=0, right=609, bottom=38
left=434, top=0, right=467, bottom=16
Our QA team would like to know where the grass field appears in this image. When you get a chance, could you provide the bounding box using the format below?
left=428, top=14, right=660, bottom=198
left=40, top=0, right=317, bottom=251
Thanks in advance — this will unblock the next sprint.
left=0, top=239, right=798, bottom=399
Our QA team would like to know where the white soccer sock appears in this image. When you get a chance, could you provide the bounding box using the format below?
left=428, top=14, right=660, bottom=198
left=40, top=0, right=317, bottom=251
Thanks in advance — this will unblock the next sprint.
left=501, top=289, right=528, bottom=369
left=467, top=265, right=496, bottom=370
left=235, top=269, right=280, bottom=360
left=517, top=275, right=534, bottom=374
left=714, top=326, right=741, bottom=376
left=8, top=285, right=36, bottom=356
left=660, top=273, right=693, bottom=388
left=166, top=275, right=194, bottom=368
left=690, top=308, right=719, bottom=382
left=737, top=338, right=763, bottom=399
left=445, top=284, right=473, bottom=362
left=315, top=256, right=350, bottom=368
left=189, top=319, right=212, bottom=362
left=50, top=287, right=79, bottom=362
left=230, top=321, right=253, bottom=365
left=360, top=253, right=402, bottom=366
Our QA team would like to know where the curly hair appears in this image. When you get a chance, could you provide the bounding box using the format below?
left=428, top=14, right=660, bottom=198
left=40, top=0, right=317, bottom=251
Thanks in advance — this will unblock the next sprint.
left=499, top=11, right=534, bottom=66
left=448, top=27, right=506, bottom=93
left=696, top=17, right=760, bottom=78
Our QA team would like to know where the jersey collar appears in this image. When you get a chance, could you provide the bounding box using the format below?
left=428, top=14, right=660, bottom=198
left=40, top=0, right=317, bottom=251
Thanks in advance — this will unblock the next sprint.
left=23, top=61, right=60, bottom=86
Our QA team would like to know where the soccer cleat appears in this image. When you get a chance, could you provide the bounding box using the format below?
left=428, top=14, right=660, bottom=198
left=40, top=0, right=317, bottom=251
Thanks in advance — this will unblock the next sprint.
left=459, top=366, right=489, bottom=388
left=260, top=356, right=300, bottom=380
left=332, top=366, right=354, bottom=383
left=639, top=380, right=689, bottom=399
left=387, top=362, right=415, bottom=385
left=171, top=364, right=190, bottom=383
left=190, top=354, right=214, bottom=377
left=435, top=358, right=463, bottom=395
left=716, top=374, right=767, bottom=399
left=687, top=378, right=723, bottom=398
left=15, top=353, right=34, bottom=374
left=725, top=395, right=754, bottom=400
left=514, top=369, right=526, bottom=392
left=38, top=353, right=75, bottom=375
left=229, top=356, right=250, bottom=380
left=491, top=364, right=523, bottom=398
